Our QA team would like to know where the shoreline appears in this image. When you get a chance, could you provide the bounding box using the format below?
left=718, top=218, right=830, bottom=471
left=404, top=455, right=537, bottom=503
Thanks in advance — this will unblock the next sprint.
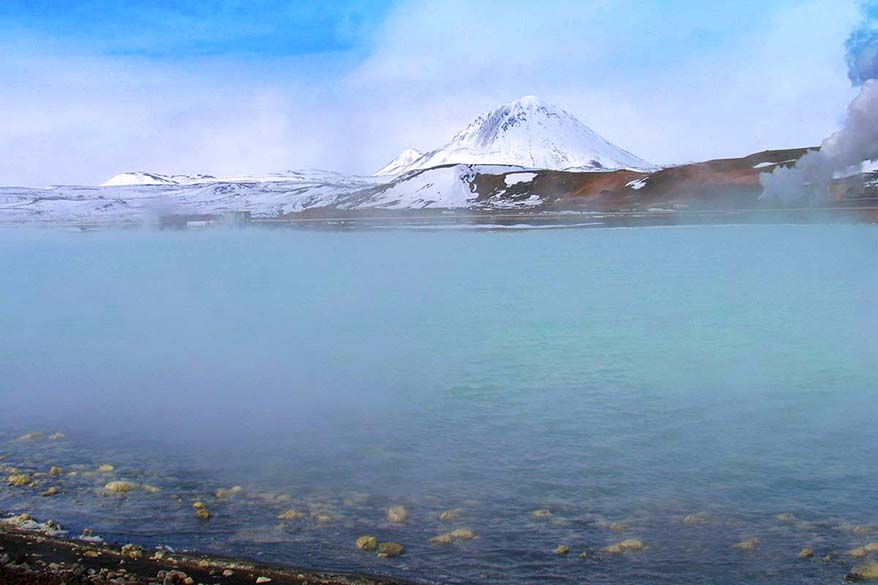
left=1, top=205, right=878, bottom=231
left=0, top=523, right=411, bottom=585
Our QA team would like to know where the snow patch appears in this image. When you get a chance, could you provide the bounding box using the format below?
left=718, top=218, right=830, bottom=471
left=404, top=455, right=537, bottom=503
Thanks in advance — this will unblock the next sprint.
left=503, top=172, right=538, bottom=187
left=752, top=160, right=795, bottom=169
left=626, top=177, right=649, bottom=190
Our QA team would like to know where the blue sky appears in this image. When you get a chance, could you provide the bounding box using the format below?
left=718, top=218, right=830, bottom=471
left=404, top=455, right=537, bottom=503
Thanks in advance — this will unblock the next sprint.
left=0, top=0, right=864, bottom=185
left=0, top=1, right=394, bottom=57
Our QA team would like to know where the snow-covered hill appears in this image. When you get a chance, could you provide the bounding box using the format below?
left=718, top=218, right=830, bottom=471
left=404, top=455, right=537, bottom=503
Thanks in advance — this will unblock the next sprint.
left=379, top=96, right=650, bottom=175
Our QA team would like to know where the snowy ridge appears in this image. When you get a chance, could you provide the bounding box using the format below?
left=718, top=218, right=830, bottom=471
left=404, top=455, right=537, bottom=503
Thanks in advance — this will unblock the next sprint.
left=381, top=96, right=650, bottom=175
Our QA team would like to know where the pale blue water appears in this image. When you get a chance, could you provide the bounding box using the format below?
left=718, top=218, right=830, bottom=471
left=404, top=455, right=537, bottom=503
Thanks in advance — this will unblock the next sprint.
left=1, top=224, right=877, bottom=584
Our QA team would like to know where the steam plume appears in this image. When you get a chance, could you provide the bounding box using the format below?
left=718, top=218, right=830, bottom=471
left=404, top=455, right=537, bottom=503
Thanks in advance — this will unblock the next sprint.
left=761, top=2, right=878, bottom=202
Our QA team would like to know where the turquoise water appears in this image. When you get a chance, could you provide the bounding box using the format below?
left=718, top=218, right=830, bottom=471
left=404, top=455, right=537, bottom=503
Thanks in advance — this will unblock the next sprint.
left=1, top=224, right=877, bottom=584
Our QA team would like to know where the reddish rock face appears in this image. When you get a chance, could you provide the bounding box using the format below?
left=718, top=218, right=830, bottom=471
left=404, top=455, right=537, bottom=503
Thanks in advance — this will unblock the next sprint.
left=472, top=148, right=819, bottom=211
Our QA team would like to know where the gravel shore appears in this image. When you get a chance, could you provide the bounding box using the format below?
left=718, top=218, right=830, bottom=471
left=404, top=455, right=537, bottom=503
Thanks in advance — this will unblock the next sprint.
left=0, top=524, right=409, bottom=585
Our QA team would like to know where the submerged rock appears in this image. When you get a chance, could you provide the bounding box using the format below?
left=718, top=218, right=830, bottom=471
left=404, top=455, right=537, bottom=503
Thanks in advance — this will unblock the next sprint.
left=378, top=542, right=406, bottom=557
left=356, top=536, right=378, bottom=551
left=848, top=561, right=878, bottom=581
left=439, top=509, right=462, bottom=522
left=48, top=466, right=63, bottom=476
left=216, top=485, right=243, bottom=498
left=277, top=510, right=305, bottom=521
left=312, top=513, right=335, bottom=524
left=609, top=521, right=629, bottom=533
left=40, top=486, right=59, bottom=497
left=17, top=432, right=44, bottom=441
left=531, top=509, right=553, bottom=519
left=776, top=513, right=796, bottom=523
left=683, top=512, right=708, bottom=526
left=429, top=528, right=477, bottom=545
left=847, top=544, right=878, bottom=558
left=142, top=484, right=161, bottom=493
left=387, top=505, right=408, bottom=523
left=554, top=545, right=570, bottom=555
left=193, top=501, right=211, bottom=520
left=104, top=480, right=137, bottom=493
left=799, top=548, right=815, bottom=558
left=98, top=464, right=115, bottom=473
left=7, top=473, right=32, bottom=486
left=733, top=538, right=760, bottom=551
left=602, top=539, right=644, bottom=554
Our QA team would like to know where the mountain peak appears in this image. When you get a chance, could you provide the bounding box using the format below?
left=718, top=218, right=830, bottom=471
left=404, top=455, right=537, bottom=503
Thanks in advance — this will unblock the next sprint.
left=374, top=149, right=424, bottom=176
left=379, top=96, right=649, bottom=175
left=510, top=95, right=544, bottom=107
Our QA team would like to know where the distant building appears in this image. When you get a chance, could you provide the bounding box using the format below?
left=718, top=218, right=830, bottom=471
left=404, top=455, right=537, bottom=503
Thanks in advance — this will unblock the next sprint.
left=223, top=211, right=252, bottom=226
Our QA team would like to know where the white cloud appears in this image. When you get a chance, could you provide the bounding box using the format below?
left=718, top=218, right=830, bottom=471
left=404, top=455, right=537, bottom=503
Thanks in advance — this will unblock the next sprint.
left=0, top=0, right=864, bottom=185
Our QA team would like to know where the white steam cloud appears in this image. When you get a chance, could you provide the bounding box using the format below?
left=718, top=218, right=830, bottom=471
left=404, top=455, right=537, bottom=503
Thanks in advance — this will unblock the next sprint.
left=761, top=2, right=878, bottom=202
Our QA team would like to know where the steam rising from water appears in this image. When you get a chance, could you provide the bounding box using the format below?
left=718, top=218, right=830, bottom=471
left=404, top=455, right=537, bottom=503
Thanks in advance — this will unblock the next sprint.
left=761, top=3, right=878, bottom=202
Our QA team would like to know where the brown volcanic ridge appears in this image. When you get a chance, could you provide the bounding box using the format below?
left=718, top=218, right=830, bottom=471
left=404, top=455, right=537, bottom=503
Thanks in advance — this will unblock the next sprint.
left=469, top=147, right=848, bottom=212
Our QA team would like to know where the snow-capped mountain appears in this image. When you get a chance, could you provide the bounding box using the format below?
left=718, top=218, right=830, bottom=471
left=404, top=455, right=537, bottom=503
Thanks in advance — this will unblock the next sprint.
left=374, top=149, right=424, bottom=176
left=379, top=96, right=650, bottom=175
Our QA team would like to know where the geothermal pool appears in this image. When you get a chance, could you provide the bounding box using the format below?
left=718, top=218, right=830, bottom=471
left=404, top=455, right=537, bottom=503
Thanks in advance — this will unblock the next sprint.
left=1, top=224, right=877, bottom=585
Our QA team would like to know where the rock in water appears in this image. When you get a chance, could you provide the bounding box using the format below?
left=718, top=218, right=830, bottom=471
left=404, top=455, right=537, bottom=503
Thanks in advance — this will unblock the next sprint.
left=7, top=473, right=31, bottom=486
left=531, top=509, right=552, bottom=519
left=387, top=505, right=408, bottom=523
left=377, top=542, right=406, bottom=557
left=277, top=510, right=305, bottom=521
left=602, top=539, right=645, bottom=554
left=98, top=464, right=115, bottom=473
left=429, top=528, right=477, bottom=545
left=48, top=466, right=63, bottom=476
left=439, top=509, right=462, bottom=522
left=848, top=561, right=878, bottom=580
left=732, top=538, right=760, bottom=551
left=195, top=507, right=211, bottom=520
left=554, top=545, right=570, bottom=555
left=799, top=548, right=815, bottom=558
left=683, top=513, right=707, bottom=525
left=104, top=481, right=137, bottom=493
left=356, top=536, right=378, bottom=551
left=846, top=544, right=878, bottom=558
